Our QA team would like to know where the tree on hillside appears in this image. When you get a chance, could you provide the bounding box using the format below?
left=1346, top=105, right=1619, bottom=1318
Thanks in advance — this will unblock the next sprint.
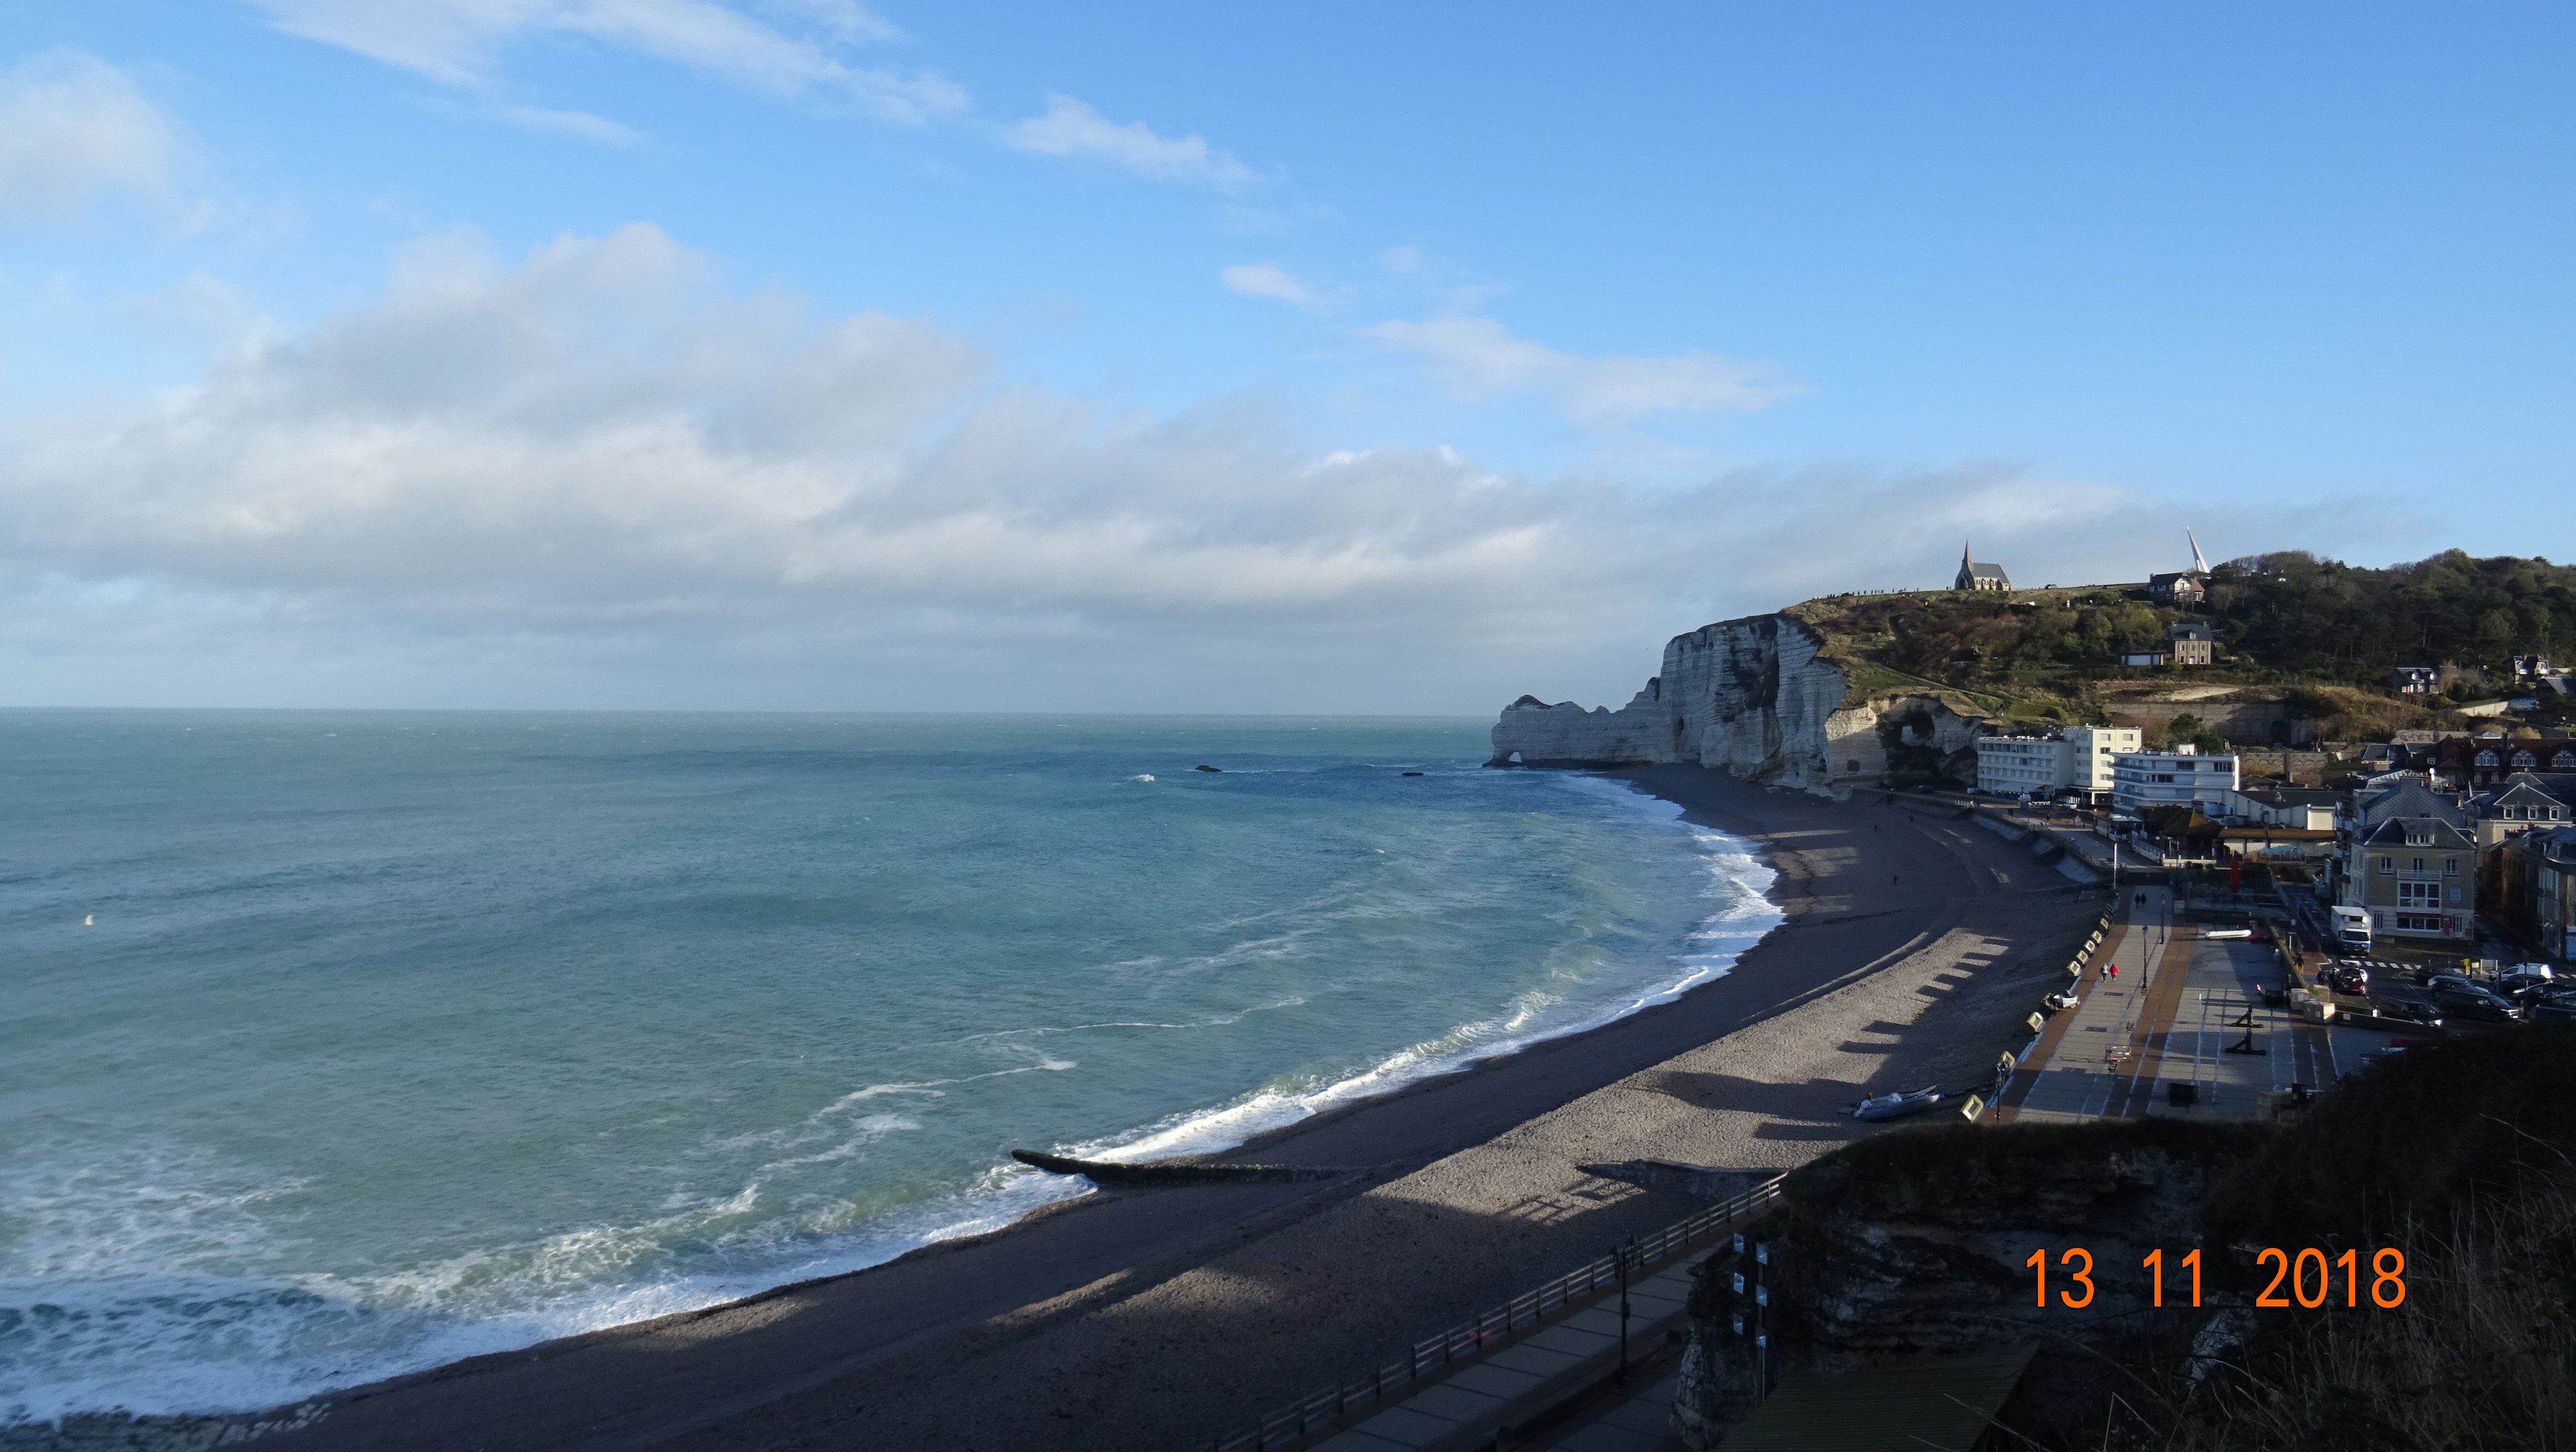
left=2208, top=551, right=2576, bottom=682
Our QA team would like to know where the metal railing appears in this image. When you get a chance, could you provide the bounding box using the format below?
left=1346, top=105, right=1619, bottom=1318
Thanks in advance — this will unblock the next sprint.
left=1210, top=1175, right=1787, bottom=1452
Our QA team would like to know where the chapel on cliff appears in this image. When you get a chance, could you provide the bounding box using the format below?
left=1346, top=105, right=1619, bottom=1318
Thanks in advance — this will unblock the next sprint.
left=1954, top=542, right=2010, bottom=593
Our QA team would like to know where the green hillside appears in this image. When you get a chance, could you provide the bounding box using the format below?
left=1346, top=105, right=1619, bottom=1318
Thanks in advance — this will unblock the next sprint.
left=1784, top=550, right=2576, bottom=738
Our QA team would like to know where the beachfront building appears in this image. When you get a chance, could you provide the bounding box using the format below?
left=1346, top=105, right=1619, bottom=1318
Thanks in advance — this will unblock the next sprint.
left=2110, top=746, right=2240, bottom=815
left=2065, top=726, right=2142, bottom=791
left=1954, top=542, right=2010, bottom=593
left=1974, top=725, right=2140, bottom=798
left=1976, top=734, right=2062, bottom=798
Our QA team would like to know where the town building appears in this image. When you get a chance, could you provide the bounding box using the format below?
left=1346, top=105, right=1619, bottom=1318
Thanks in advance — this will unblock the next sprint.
left=2166, top=621, right=2215, bottom=667
left=2119, top=648, right=2170, bottom=668
left=1973, top=725, right=2140, bottom=797
left=2335, top=778, right=2476, bottom=944
left=2222, top=784, right=2341, bottom=831
left=2498, top=826, right=2576, bottom=961
left=2426, top=732, right=2576, bottom=790
left=1954, top=542, right=2010, bottom=593
left=2390, top=665, right=2440, bottom=696
left=2466, top=772, right=2576, bottom=845
left=2110, top=746, right=2241, bottom=814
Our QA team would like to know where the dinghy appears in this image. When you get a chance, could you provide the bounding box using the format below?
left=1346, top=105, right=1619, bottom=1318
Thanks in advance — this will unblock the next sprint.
left=1849, top=1086, right=1944, bottom=1121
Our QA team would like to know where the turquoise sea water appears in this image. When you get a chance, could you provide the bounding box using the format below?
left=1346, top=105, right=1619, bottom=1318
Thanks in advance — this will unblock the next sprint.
left=0, top=712, right=1777, bottom=1425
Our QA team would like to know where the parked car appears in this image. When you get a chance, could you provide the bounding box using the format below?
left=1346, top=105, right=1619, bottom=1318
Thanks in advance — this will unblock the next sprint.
left=2340, top=1004, right=2444, bottom=1033
left=2529, top=996, right=2576, bottom=1024
left=2430, top=980, right=2527, bottom=1023
left=2423, top=972, right=2479, bottom=995
left=2494, top=969, right=2558, bottom=999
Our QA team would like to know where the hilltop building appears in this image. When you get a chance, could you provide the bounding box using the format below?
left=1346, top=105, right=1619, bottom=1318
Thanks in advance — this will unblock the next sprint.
left=2166, top=621, right=2216, bottom=667
left=1954, top=542, right=2010, bottom=593
left=2390, top=665, right=2441, bottom=696
left=2147, top=530, right=2214, bottom=606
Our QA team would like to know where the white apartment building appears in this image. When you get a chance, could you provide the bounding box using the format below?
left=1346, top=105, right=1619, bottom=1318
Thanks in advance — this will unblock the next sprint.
left=1975, top=725, right=2142, bottom=797
left=2111, top=746, right=2241, bottom=814
left=2063, top=726, right=2142, bottom=791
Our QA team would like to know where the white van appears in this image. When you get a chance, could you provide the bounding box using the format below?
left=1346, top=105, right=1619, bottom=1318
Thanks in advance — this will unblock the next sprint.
left=2330, top=905, right=2373, bottom=952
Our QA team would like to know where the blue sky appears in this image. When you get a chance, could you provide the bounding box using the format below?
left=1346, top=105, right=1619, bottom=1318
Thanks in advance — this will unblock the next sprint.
left=1, top=2, right=2569, bottom=710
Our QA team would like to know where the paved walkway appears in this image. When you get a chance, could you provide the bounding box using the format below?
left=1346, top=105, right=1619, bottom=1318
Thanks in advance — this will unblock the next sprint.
left=1521, top=1364, right=1683, bottom=1452
left=1313, top=1248, right=1703, bottom=1452
left=1996, top=888, right=2371, bottom=1124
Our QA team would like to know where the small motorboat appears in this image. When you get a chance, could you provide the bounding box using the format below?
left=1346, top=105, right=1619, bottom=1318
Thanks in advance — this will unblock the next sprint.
left=1849, top=1087, right=1945, bottom=1121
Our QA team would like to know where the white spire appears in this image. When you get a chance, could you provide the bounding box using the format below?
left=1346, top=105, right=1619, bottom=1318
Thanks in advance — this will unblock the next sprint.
left=2188, top=529, right=2210, bottom=574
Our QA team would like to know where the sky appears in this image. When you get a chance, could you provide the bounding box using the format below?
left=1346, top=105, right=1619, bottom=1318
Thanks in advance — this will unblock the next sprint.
left=1, top=2, right=2569, bottom=713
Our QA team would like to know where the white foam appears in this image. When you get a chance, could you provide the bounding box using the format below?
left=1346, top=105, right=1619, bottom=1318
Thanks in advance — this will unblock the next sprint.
left=1066, top=775, right=1782, bottom=1167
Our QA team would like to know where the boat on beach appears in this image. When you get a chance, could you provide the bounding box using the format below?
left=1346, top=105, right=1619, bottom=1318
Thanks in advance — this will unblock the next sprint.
left=1848, top=1086, right=1945, bottom=1121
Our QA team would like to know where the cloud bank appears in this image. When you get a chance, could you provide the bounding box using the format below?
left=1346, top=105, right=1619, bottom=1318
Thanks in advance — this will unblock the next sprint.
left=0, top=225, right=2361, bottom=710
left=0, top=51, right=193, bottom=227
left=1368, top=316, right=1794, bottom=426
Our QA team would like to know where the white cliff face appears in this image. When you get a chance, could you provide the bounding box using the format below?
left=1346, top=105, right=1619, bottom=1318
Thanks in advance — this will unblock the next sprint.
left=1488, top=612, right=1985, bottom=793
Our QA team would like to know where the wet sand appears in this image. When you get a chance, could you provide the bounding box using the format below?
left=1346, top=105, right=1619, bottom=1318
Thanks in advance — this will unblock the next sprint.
left=227, top=768, right=2100, bottom=1452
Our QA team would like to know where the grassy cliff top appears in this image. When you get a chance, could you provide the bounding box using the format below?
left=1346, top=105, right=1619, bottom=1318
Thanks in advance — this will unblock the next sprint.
left=1781, top=550, right=2576, bottom=740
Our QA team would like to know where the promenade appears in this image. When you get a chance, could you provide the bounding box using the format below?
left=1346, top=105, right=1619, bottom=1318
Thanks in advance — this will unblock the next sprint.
left=1995, top=887, right=2370, bottom=1124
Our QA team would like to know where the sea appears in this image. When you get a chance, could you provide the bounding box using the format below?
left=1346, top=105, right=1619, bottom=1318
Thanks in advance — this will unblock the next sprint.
left=0, top=712, right=1779, bottom=1427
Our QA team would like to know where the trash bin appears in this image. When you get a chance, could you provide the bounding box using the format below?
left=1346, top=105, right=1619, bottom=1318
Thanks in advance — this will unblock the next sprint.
left=2166, top=1081, right=2198, bottom=1107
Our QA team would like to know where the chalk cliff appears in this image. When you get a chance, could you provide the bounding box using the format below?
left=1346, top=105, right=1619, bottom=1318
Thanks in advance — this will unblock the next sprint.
left=1486, top=611, right=1986, bottom=793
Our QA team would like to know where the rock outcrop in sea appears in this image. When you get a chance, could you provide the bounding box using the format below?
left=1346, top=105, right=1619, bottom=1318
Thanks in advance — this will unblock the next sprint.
left=1487, top=611, right=1985, bottom=792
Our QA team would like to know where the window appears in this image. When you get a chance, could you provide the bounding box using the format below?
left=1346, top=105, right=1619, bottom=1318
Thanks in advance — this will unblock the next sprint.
left=2378, top=856, right=2393, bottom=872
left=2475, top=751, right=2499, bottom=768
left=2445, top=857, right=2458, bottom=875
left=2513, top=751, right=2537, bottom=768
left=2411, top=857, right=2426, bottom=873
left=2398, top=881, right=2440, bottom=908
left=2396, top=912, right=2445, bottom=932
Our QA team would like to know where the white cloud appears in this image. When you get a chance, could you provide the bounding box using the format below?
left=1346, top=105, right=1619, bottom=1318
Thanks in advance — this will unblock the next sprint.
left=1002, top=94, right=1254, bottom=189
left=0, top=51, right=191, bottom=227
left=0, top=223, right=2402, bottom=711
left=1221, top=263, right=1316, bottom=307
left=251, top=0, right=965, bottom=125
left=486, top=100, right=643, bottom=143
left=1367, top=316, right=1792, bottom=426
